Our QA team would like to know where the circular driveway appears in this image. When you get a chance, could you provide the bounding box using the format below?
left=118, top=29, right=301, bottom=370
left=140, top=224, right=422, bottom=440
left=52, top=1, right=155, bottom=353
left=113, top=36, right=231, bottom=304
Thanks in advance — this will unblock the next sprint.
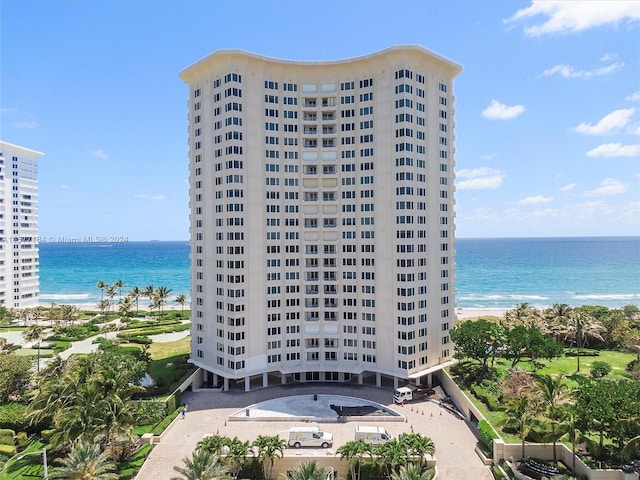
left=135, top=383, right=493, bottom=480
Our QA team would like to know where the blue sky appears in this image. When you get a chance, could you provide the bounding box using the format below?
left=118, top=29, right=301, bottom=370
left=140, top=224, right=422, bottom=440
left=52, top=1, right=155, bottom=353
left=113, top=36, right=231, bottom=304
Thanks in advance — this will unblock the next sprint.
left=2, top=0, right=639, bottom=240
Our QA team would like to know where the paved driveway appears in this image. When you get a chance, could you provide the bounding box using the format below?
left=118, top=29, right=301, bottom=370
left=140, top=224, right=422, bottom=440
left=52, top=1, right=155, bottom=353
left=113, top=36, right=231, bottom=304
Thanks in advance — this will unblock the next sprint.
left=135, top=384, right=492, bottom=480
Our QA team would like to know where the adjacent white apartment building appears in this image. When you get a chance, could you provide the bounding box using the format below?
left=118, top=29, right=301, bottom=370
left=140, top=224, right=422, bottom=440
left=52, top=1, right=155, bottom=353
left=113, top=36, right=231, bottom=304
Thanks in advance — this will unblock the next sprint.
left=0, top=141, right=42, bottom=309
left=180, top=46, right=461, bottom=391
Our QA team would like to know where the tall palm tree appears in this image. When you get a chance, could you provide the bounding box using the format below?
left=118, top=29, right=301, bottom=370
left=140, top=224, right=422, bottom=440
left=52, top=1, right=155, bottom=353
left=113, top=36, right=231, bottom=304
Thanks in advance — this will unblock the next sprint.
left=197, top=434, right=227, bottom=455
left=154, top=286, right=172, bottom=316
left=114, top=279, right=125, bottom=302
left=502, top=393, right=541, bottom=460
left=337, top=439, right=371, bottom=480
left=49, top=441, right=118, bottom=480
left=533, top=374, right=572, bottom=462
left=175, top=294, right=188, bottom=318
left=97, top=280, right=106, bottom=302
left=279, top=460, right=329, bottom=480
left=391, top=463, right=435, bottom=480
left=23, top=325, right=45, bottom=372
left=47, top=302, right=59, bottom=327
left=106, top=285, right=117, bottom=315
left=128, top=286, right=142, bottom=313
left=171, top=448, right=229, bottom=480
left=564, top=310, right=605, bottom=371
left=253, top=434, right=286, bottom=480
left=143, top=284, right=155, bottom=312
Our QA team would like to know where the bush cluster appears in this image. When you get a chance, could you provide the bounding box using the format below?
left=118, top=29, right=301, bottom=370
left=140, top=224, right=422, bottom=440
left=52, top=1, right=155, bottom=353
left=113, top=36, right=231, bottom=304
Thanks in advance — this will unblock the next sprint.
left=478, top=420, right=499, bottom=454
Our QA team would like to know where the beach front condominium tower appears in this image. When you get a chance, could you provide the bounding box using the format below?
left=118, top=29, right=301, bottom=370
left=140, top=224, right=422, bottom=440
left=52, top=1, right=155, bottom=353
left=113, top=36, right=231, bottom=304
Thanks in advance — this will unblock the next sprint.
left=0, top=141, right=42, bottom=309
left=180, top=46, right=461, bottom=390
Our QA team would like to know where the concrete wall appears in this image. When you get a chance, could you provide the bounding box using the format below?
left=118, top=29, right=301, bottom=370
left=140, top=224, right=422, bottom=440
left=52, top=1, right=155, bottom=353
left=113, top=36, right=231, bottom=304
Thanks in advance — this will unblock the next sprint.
left=493, top=440, right=637, bottom=480
left=437, top=369, right=485, bottom=422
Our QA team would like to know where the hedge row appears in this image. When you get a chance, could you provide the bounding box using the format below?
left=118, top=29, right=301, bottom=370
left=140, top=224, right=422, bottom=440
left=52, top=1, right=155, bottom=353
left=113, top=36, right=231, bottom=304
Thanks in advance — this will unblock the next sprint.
left=478, top=420, right=499, bottom=453
left=117, top=323, right=190, bottom=339
left=472, top=384, right=501, bottom=411
left=118, top=443, right=153, bottom=480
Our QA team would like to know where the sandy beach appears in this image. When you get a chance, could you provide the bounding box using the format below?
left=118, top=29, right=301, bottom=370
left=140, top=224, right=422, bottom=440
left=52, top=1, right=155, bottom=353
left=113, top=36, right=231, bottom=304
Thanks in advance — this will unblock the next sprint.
left=455, top=307, right=508, bottom=319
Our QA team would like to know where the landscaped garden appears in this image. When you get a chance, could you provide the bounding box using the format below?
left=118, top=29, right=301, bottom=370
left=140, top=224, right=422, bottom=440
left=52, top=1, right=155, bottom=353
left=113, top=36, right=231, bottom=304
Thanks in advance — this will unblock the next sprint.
left=449, top=303, right=640, bottom=479
left=0, top=281, right=193, bottom=479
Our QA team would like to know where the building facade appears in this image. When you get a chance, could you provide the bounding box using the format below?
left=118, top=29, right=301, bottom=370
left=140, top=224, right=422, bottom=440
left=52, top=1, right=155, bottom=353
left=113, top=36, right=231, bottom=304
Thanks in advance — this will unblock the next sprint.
left=180, top=46, right=461, bottom=390
left=0, top=141, right=43, bottom=309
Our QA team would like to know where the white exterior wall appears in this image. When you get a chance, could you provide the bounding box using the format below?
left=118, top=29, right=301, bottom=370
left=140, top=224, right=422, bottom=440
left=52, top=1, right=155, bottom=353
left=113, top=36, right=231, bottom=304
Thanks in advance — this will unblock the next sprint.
left=0, top=141, right=43, bottom=309
left=180, top=46, right=461, bottom=385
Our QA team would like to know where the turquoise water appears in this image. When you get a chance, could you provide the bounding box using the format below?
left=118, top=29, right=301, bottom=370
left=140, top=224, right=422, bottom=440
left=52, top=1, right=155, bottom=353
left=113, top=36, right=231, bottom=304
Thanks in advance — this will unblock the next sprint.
left=38, top=237, right=639, bottom=309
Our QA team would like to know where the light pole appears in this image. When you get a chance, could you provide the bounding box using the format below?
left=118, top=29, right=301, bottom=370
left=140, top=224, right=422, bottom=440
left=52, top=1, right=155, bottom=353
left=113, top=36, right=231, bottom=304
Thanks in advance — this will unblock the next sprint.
left=17, top=448, right=48, bottom=479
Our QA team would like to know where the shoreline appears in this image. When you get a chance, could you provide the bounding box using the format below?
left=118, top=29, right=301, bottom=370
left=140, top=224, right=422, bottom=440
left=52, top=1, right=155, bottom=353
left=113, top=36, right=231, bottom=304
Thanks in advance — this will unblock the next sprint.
left=456, top=308, right=507, bottom=319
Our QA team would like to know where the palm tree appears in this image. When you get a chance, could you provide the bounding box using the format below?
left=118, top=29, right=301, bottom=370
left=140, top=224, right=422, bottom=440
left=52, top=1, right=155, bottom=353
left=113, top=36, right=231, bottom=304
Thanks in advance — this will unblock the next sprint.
left=559, top=407, right=582, bottom=475
left=97, top=300, right=110, bottom=318
left=47, top=303, right=59, bottom=327
left=118, top=296, right=133, bottom=319
left=171, top=448, right=229, bottom=480
left=399, top=433, right=435, bottom=466
left=114, top=279, right=125, bottom=302
left=23, top=325, right=45, bottom=372
left=564, top=310, right=605, bottom=371
left=143, top=284, right=155, bottom=313
left=279, top=460, right=329, bottom=480
left=253, top=434, right=286, bottom=480
left=546, top=303, right=573, bottom=342
left=49, top=441, right=118, bottom=480
left=197, top=434, right=227, bottom=455
left=337, top=439, right=371, bottom=480
left=175, top=293, right=188, bottom=318
left=97, top=280, right=107, bottom=302
left=375, top=439, right=409, bottom=479
left=59, top=304, right=81, bottom=326
left=502, top=393, right=541, bottom=460
left=128, top=286, right=142, bottom=313
left=154, top=286, right=172, bottom=316
left=391, top=463, right=435, bottom=480
left=106, top=285, right=117, bottom=315
left=223, top=436, right=252, bottom=480
left=533, top=374, right=572, bottom=462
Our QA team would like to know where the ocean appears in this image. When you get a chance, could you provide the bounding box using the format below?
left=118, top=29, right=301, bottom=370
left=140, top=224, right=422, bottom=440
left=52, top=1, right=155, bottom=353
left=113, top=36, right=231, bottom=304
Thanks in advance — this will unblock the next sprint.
left=37, top=237, right=639, bottom=310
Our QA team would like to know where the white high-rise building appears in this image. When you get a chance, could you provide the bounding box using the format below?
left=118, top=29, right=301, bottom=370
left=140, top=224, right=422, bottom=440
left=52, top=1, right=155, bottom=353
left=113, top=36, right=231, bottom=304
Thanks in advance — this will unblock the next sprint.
left=0, top=141, right=43, bottom=309
left=180, top=46, right=461, bottom=390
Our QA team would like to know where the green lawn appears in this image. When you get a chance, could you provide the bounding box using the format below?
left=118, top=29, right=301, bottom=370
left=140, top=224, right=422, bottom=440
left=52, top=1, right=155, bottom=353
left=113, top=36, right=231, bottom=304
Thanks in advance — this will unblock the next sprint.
left=147, top=335, right=190, bottom=359
left=12, top=348, right=55, bottom=357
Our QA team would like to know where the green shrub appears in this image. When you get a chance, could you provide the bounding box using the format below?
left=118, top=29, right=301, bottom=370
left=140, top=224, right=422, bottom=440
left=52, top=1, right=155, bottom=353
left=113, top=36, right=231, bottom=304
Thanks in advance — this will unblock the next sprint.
left=0, top=403, right=40, bottom=433
left=41, top=429, right=55, bottom=443
left=16, top=431, right=28, bottom=448
left=0, top=428, right=15, bottom=437
left=127, top=336, right=152, bottom=345
left=165, top=391, right=181, bottom=413
left=50, top=341, right=71, bottom=353
left=0, top=435, right=14, bottom=446
left=117, top=443, right=153, bottom=479
left=150, top=407, right=182, bottom=436
left=0, top=443, right=16, bottom=456
left=590, top=361, right=612, bottom=378
left=472, top=384, right=501, bottom=411
left=478, top=420, right=499, bottom=453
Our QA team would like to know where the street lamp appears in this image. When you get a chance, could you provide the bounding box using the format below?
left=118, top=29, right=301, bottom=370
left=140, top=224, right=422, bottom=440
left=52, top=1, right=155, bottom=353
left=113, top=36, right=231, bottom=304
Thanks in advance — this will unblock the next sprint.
left=17, top=448, right=48, bottom=479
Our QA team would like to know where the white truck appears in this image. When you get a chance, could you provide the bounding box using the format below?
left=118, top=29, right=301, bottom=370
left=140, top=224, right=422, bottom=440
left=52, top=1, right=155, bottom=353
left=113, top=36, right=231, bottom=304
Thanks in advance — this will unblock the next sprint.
left=393, top=384, right=434, bottom=404
left=287, top=427, right=333, bottom=448
left=355, top=425, right=393, bottom=445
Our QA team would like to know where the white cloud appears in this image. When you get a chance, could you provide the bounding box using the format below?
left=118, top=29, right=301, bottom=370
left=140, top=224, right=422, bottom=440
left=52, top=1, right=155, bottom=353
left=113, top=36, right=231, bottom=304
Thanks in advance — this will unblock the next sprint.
left=505, top=1, right=640, bottom=37
left=518, top=195, right=553, bottom=205
left=626, top=92, right=640, bottom=102
left=573, top=108, right=635, bottom=135
left=457, top=167, right=505, bottom=190
left=90, top=149, right=109, bottom=160
left=600, top=53, right=618, bottom=62
left=12, top=120, right=40, bottom=129
left=134, top=194, right=166, bottom=201
left=59, top=184, right=70, bottom=190
left=584, top=178, right=627, bottom=196
left=559, top=183, right=578, bottom=192
left=586, top=143, right=640, bottom=157
left=539, top=62, right=624, bottom=79
left=481, top=100, right=525, bottom=120
left=479, top=153, right=496, bottom=161
left=531, top=208, right=560, bottom=217
left=628, top=123, right=640, bottom=135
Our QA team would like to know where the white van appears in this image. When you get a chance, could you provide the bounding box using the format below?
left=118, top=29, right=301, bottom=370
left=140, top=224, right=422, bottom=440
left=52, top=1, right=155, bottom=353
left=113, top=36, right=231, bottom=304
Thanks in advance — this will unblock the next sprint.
left=355, top=425, right=393, bottom=445
left=287, top=427, right=333, bottom=448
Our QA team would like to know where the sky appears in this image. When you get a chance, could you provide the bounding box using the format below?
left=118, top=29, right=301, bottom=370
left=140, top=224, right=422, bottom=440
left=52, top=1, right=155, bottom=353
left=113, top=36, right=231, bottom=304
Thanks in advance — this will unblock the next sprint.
left=1, top=0, right=639, bottom=241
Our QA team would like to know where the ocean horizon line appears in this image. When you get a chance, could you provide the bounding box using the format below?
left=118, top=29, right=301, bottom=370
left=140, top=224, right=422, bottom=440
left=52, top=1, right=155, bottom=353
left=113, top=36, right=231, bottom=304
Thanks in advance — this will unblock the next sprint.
left=36, top=234, right=640, bottom=243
